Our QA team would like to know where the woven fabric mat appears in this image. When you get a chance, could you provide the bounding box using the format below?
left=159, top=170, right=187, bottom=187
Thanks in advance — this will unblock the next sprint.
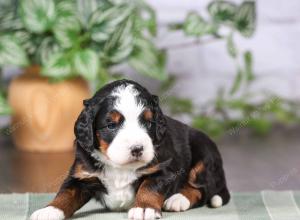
left=0, top=191, right=300, bottom=220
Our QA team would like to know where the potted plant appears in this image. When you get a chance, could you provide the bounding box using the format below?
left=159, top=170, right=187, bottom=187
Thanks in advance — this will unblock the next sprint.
left=0, top=0, right=166, bottom=152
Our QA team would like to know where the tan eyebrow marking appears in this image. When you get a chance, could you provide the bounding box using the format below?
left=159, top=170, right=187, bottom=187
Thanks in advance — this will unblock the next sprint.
left=143, top=109, right=153, bottom=120
left=109, top=111, right=122, bottom=123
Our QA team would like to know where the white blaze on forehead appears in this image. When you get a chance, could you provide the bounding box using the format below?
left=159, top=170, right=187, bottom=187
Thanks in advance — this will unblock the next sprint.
left=112, top=84, right=144, bottom=118
left=105, top=84, right=155, bottom=166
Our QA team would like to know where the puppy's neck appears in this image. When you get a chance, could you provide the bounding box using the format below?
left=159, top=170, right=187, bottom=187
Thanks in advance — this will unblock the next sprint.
left=90, top=150, right=146, bottom=171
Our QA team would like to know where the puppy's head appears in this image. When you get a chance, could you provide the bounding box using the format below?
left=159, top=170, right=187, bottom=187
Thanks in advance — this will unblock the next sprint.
left=75, top=79, right=166, bottom=168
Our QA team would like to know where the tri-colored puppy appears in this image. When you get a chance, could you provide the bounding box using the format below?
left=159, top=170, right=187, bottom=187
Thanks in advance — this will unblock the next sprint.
left=31, top=79, right=230, bottom=220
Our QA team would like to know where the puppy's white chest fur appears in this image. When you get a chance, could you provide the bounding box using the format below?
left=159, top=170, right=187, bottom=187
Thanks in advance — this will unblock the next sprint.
left=99, top=166, right=138, bottom=211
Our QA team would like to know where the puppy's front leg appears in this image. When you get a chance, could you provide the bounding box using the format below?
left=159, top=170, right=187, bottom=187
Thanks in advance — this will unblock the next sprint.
left=128, top=179, right=165, bottom=220
left=30, top=179, right=92, bottom=220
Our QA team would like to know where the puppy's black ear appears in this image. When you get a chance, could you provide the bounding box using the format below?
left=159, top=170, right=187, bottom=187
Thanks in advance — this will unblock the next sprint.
left=74, top=98, right=100, bottom=153
left=152, top=95, right=167, bottom=145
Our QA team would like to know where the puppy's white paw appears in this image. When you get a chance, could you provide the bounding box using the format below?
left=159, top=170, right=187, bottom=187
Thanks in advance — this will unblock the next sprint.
left=210, top=195, right=223, bottom=208
left=163, top=193, right=190, bottom=212
left=30, top=206, right=65, bottom=220
left=128, top=207, right=161, bottom=220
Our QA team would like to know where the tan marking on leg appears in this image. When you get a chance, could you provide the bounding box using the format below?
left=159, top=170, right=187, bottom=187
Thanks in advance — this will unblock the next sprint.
left=134, top=180, right=165, bottom=211
left=188, top=161, right=205, bottom=188
left=48, top=188, right=89, bottom=218
left=179, top=161, right=205, bottom=207
left=180, top=184, right=202, bottom=207
left=188, top=162, right=205, bottom=183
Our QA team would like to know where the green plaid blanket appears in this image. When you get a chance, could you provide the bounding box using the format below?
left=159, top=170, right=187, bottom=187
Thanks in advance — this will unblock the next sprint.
left=0, top=191, right=300, bottom=220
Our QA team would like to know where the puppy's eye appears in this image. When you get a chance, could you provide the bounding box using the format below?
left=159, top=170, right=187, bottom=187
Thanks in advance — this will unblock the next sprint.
left=107, top=122, right=118, bottom=130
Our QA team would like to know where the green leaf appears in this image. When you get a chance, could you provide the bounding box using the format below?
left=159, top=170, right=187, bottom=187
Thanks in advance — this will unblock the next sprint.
left=129, top=38, right=167, bottom=81
left=165, top=96, right=193, bottom=115
left=107, top=0, right=129, bottom=5
left=244, top=50, right=254, bottom=81
left=42, top=52, right=72, bottom=79
left=20, top=0, right=56, bottom=33
left=76, top=0, right=110, bottom=28
left=273, top=107, right=294, bottom=123
left=0, top=4, right=23, bottom=32
left=215, top=88, right=226, bottom=110
left=234, top=1, right=256, bottom=37
left=0, top=0, right=11, bottom=8
left=35, top=37, right=60, bottom=65
left=159, top=75, right=176, bottom=93
left=226, top=33, right=237, bottom=58
left=136, top=1, right=157, bottom=36
left=14, top=31, right=31, bottom=47
left=144, top=7, right=157, bottom=36
left=192, top=116, right=225, bottom=137
left=230, top=68, right=243, bottom=95
left=183, top=12, right=208, bottom=37
left=74, top=49, right=100, bottom=81
left=248, top=118, right=272, bottom=135
left=0, top=92, right=11, bottom=115
left=226, top=99, right=250, bottom=110
left=90, top=4, right=133, bottom=43
left=208, top=1, right=237, bottom=23
left=264, top=98, right=295, bottom=123
left=55, top=0, right=76, bottom=17
left=13, top=29, right=45, bottom=57
left=264, top=97, right=281, bottom=113
left=53, top=1, right=81, bottom=48
left=104, top=18, right=134, bottom=63
left=0, top=36, right=28, bottom=67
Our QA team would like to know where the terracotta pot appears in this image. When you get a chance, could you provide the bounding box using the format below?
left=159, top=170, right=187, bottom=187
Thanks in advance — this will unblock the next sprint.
left=8, top=66, right=90, bottom=152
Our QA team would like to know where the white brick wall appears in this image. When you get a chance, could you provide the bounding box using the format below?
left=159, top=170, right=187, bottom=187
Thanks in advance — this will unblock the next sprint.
left=129, top=0, right=300, bottom=105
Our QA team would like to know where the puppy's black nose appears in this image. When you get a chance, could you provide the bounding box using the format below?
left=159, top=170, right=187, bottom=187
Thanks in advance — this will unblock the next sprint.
left=130, top=145, right=144, bottom=158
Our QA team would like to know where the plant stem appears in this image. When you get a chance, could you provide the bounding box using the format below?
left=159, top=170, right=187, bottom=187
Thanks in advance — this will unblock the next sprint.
left=0, top=70, right=5, bottom=94
left=161, top=37, right=222, bottom=50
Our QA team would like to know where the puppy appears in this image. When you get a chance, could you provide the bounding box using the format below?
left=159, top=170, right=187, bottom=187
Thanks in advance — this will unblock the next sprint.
left=31, top=79, right=230, bottom=220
